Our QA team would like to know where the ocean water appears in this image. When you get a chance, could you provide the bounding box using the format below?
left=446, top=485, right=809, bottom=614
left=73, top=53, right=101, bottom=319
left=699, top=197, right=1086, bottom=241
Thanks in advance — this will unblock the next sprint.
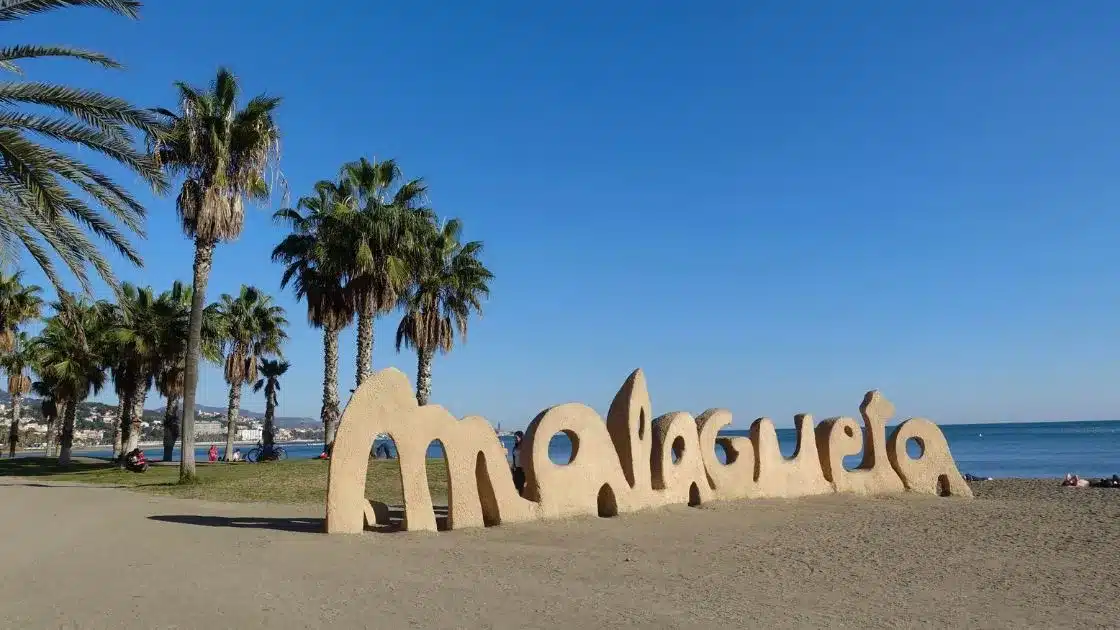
left=62, top=419, right=1120, bottom=479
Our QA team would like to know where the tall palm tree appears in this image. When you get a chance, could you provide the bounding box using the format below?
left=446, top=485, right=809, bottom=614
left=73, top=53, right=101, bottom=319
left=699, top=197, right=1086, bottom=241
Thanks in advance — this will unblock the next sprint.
left=32, top=299, right=107, bottom=465
left=213, top=286, right=287, bottom=461
left=273, top=179, right=353, bottom=446
left=153, top=69, right=281, bottom=481
left=0, top=0, right=167, bottom=295
left=0, top=331, right=35, bottom=457
left=252, top=358, right=289, bottom=455
left=0, top=271, right=42, bottom=353
left=337, top=158, right=430, bottom=387
left=395, top=218, right=492, bottom=406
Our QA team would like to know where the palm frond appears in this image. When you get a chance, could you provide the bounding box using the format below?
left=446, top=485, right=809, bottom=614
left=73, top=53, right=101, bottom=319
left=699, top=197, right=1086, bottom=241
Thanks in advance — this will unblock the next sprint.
left=0, top=82, right=163, bottom=144
left=0, top=45, right=120, bottom=74
left=0, top=0, right=139, bottom=22
left=156, top=69, right=282, bottom=244
left=395, top=216, right=492, bottom=356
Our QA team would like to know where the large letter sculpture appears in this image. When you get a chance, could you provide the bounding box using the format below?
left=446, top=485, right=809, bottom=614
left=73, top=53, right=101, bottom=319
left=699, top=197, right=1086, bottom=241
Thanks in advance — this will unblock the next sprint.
left=326, top=368, right=972, bottom=535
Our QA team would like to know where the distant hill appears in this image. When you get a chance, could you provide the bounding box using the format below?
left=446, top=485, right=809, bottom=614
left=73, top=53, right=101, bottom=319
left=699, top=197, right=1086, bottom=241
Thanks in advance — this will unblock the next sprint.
left=151, top=404, right=317, bottom=428
left=0, top=392, right=317, bottom=428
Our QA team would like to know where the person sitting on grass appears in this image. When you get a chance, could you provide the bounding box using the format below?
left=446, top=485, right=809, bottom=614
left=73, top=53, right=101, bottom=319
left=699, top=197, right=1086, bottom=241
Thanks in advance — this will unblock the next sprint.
left=124, top=448, right=148, bottom=473
left=232, top=448, right=243, bottom=462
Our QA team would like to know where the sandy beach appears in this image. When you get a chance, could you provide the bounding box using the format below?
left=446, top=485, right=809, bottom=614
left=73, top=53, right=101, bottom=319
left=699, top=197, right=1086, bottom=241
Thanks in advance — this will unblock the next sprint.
left=1, top=477, right=1116, bottom=629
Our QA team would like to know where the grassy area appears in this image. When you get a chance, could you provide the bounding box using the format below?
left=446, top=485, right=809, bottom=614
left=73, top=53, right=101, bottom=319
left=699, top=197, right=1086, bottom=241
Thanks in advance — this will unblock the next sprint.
left=0, top=457, right=450, bottom=505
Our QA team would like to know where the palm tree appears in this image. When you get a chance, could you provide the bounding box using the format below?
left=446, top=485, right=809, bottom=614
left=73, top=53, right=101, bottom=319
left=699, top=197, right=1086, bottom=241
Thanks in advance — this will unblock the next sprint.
left=106, top=341, right=129, bottom=459
left=154, top=360, right=182, bottom=460
left=0, top=331, right=35, bottom=457
left=106, top=284, right=167, bottom=457
left=212, top=286, right=287, bottom=461
left=273, top=179, right=354, bottom=447
left=33, top=384, right=58, bottom=457
left=0, top=271, right=42, bottom=353
left=252, top=358, right=289, bottom=455
left=153, top=69, right=281, bottom=481
left=153, top=282, right=220, bottom=461
left=32, top=299, right=107, bottom=465
left=336, top=158, right=431, bottom=387
left=0, top=0, right=167, bottom=295
left=396, top=218, right=492, bottom=406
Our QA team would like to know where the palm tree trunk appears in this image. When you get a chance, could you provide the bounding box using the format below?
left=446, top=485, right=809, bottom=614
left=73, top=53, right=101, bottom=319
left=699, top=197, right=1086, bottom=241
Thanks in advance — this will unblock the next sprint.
left=44, top=415, right=56, bottom=457
left=180, top=239, right=215, bottom=482
left=118, top=386, right=135, bottom=462
left=355, top=293, right=376, bottom=388
left=111, top=399, right=123, bottom=459
left=124, top=372, right=147, bottom=455
left=224, top=381, right=241, bottom=462
left=416, top=348, right=434, bottom=406
left=162, top=395, right=180, bottom=462
left=321, top=325, right=341, bottom=447
left=7, top=392, right=22, bottom=458
left=58, top=402, right=76, bottom=465
left=263, top=394, right=275, bottom=452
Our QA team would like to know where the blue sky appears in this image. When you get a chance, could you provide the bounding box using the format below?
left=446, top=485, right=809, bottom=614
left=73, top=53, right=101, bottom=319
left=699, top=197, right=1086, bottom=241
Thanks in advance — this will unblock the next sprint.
left=9, top=1, right=1119, bottom=426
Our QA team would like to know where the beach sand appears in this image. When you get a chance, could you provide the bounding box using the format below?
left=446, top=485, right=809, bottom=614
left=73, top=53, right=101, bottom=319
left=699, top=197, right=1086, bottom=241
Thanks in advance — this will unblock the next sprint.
left=0, top=478, right=1116, bottom=628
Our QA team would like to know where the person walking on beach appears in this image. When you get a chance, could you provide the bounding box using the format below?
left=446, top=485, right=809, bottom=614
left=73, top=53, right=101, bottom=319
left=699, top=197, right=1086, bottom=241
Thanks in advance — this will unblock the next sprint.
left=511, top=431, right=526, bottom=496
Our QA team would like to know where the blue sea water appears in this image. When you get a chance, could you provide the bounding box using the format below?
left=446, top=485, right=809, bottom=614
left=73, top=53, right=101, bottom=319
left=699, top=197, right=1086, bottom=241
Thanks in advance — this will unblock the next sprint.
left=61, top=419, right=1120, bottom=479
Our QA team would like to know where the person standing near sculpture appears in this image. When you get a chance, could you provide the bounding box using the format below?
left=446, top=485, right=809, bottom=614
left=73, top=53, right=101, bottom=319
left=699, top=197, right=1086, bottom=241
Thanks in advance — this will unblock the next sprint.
left=510, top=431, right=526, bottom=495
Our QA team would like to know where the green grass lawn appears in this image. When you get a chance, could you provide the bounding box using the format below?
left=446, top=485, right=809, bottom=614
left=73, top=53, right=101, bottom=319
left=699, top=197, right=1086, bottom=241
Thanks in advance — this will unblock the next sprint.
left=0, top=457, right=450, bottom=505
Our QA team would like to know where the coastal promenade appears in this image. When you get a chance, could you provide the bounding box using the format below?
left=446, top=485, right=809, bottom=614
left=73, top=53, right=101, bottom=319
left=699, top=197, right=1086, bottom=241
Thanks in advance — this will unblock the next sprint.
left=1, top=477, right=1117, bottom=628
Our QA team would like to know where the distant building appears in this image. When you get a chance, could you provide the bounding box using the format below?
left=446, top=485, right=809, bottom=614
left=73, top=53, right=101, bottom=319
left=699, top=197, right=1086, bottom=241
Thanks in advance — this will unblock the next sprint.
left=238, top=427, right=262, bottom=442
left=74, top=429, right=102, bottom=442
left=194, top=421, right=223, bottom=436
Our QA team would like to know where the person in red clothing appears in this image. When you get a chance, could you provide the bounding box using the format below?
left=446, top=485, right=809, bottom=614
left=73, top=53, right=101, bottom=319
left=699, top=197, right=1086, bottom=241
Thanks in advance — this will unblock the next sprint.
left=124, top=448, right=148, bottom=472
left=208, top=444, right=218, bottom=462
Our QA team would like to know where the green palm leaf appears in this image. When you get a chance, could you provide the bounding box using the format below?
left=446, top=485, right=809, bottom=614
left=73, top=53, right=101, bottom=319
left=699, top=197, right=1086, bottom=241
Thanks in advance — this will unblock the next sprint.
left=0, top=0, right=139, bottom=22
left=0, top=45, right=120, bottom=74
left=0, top=0, right=168, bottom=295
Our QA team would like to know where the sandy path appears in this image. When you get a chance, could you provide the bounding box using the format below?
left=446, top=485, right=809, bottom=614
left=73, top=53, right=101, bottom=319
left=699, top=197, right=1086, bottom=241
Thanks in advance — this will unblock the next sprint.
left=1, top=478, right=1117, bottom=629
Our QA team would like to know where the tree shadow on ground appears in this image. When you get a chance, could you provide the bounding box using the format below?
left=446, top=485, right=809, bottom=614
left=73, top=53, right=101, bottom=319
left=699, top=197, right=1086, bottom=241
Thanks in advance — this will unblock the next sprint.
left=0, top=458, right=115, bottom=477
left=3, top=481, right=128, bottom=489
left=148, top=514, right=326, bottom=533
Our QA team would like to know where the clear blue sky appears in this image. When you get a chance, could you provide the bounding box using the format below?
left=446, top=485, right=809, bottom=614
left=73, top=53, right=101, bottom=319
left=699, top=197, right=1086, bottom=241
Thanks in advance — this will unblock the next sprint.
left=10, top=1, right=1120, bottom=426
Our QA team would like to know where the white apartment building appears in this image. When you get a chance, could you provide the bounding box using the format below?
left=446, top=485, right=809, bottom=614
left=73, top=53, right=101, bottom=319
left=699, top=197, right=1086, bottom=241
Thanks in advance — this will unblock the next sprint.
left=194, top=421, right=223, bottom=436
left=238, top=427, right=263, bottom=442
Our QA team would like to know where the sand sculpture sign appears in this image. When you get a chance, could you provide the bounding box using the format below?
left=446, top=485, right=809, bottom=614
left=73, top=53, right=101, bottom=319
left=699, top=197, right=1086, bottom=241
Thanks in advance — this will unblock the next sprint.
left=325, top=368, right=972, bottom=534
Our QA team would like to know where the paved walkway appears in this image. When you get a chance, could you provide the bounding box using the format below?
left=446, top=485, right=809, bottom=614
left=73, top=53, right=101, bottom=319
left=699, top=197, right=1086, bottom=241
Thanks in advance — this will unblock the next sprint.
left=1, top=478, right=1117, bottom=628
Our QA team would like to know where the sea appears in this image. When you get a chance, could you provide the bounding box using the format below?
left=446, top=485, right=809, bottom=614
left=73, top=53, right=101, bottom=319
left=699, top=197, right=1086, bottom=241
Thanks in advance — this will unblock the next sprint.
left=57, top=419, right=1120, bottom=479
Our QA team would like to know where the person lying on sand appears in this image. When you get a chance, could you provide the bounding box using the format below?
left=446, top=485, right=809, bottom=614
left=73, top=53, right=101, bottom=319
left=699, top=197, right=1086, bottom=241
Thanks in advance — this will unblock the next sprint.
left=1062, top=473, right=1089, bottom=488
left=1089, top=474, right=1120, bottom=488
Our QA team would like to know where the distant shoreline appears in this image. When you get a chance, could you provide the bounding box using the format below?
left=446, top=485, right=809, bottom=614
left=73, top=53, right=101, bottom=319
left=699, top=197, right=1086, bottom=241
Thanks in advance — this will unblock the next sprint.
left=7, top=439, right=323, bottom=454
